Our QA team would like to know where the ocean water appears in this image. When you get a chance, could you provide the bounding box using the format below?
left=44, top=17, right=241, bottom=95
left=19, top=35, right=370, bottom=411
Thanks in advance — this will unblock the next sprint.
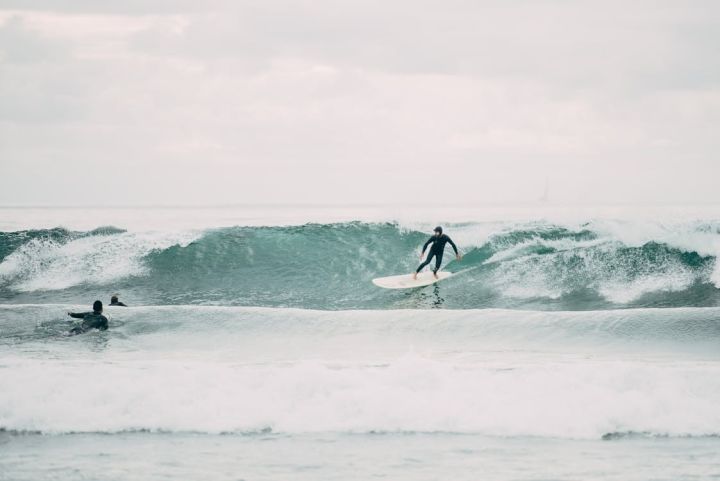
left=1, top=205, right=719, bottom=480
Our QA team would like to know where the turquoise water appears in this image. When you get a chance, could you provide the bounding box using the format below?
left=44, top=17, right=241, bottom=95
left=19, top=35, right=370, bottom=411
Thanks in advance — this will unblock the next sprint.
left=1, top=206, right=719, bottom=480
left=2, top=220, right=719, bottom=309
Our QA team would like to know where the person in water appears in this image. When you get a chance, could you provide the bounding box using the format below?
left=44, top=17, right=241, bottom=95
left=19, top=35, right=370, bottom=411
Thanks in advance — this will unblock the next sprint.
left=110, top=294, right=127, bottom=307
left=413, top=226, right=462, bottom=280
left=67, top=300, right=109, bottom=334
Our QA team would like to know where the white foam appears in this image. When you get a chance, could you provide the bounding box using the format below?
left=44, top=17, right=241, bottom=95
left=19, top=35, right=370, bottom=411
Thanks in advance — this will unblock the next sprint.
left=484, top=236, right=609, bottom=265
left=588, top=219, right=720, bottom=288
left=0, top=230, right=199, bottom=291
left=0, top=356, right=718, bottom=438
left=396, top=220, right=503, bottom=251
left=486, top=229, right=713, bottom=303
left=598, top=271, right=696, bottom=304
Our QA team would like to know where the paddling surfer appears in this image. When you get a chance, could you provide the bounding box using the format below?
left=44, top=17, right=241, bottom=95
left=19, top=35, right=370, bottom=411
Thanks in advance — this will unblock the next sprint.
left=67, top=300, right=109, bottom=335
left=109, top=294, right=127, bottom=306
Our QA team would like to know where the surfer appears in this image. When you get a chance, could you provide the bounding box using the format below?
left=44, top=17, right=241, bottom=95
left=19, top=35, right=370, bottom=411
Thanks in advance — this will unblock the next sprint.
left=110, top=294, right=127, bottom=306
left=67, top=300, right=109, bottom=334
left=413, top=226, right=461, bottom=280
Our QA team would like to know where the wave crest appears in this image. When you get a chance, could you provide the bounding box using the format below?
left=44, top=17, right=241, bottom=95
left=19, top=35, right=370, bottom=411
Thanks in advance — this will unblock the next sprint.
left=1, top=221, right=718, bottom=309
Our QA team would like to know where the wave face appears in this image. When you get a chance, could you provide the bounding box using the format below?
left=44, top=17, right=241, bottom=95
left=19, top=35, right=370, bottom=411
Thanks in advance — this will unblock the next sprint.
left=1, top=305, right=719, bottom=439
left=1, top=221, right=719, bottom=309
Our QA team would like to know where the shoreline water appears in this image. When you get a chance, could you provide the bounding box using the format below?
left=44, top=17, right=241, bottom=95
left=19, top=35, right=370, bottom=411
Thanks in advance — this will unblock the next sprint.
left=2, top=431, right=719, bottom=481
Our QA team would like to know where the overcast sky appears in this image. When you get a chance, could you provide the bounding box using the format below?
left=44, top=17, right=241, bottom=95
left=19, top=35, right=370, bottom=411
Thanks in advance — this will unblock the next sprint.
left=0, top=1, right=718, bottom=206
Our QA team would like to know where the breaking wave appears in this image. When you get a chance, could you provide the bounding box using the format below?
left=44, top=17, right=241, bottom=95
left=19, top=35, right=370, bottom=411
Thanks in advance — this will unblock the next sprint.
left=1, top=221, right=718, bottom=309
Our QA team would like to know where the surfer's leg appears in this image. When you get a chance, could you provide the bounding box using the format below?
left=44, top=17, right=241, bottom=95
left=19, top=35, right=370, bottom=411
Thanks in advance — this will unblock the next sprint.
left=415, top=252, right=436, bottom=276
left=432, top=251, right=443, bottom=277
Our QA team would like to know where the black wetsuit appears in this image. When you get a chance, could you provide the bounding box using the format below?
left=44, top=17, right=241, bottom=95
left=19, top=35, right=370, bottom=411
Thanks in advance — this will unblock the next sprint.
left=69, top=311, right=109, bottom=334
left=416, top=234, right=458, bottom=273
left=110, top=301, right=127, bottom=307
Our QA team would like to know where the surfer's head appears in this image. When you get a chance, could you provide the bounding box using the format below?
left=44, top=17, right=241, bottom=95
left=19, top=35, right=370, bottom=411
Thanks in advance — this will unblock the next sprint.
left=433, top=226, right=443, bottom=236
left=111, top=294, right=119, bottom=304
left=93, top=300, right=103, bottom=313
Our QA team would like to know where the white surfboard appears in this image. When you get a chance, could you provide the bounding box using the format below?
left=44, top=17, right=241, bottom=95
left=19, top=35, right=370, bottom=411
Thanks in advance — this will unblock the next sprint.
left=372, top=271, right=452, bottom=289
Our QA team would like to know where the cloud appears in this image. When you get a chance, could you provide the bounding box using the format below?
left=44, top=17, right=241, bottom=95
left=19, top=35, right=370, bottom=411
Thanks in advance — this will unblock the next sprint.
left=0, top=14, right=69, bottom=63
left=0, top=1, right=718, bottom=206
left=0, top=1, right=201, bottom=15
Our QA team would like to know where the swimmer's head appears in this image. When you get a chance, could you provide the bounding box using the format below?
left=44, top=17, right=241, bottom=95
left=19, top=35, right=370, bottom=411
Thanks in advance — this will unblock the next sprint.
left=111, top=295, right=118, bottom=303
left=93, top=300, right=103, bottom=313
left=433, top=226, right=443, bottom=236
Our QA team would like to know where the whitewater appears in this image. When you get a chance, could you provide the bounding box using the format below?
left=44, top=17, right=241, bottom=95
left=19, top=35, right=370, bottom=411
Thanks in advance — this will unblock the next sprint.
left=1, top=205, right=719, bottom=481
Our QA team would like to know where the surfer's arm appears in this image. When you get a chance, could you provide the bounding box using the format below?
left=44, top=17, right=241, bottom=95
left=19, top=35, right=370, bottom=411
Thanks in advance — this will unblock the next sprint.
left=448, top=237, right=460, bottom=256
left=447, top=237, right=461, bottom=258
left=68, top=312, right=88, bottom=319
left=421, top=237, right=433, bottom=254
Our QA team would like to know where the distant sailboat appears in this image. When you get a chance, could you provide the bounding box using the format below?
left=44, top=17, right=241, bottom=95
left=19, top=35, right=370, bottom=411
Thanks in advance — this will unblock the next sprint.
left=539, top=177, right=550, bottom=203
